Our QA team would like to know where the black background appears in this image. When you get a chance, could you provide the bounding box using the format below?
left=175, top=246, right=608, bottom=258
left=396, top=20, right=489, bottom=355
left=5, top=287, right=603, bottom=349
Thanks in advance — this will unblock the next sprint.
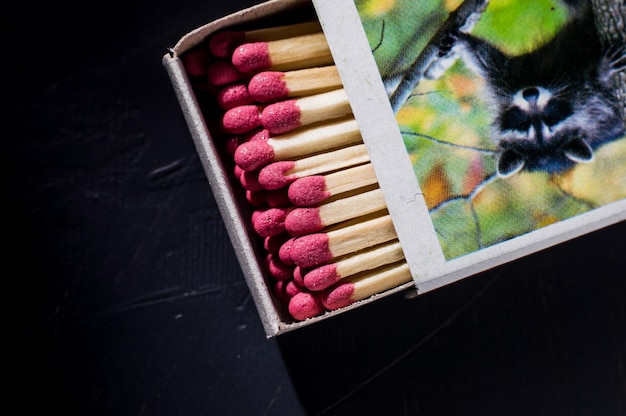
left=6, top=1, right=626, bottom=415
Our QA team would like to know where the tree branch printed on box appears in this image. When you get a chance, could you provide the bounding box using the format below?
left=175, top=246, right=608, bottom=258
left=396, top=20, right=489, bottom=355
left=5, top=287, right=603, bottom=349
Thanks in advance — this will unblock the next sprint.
left=355, top=0, right=626, bottom=259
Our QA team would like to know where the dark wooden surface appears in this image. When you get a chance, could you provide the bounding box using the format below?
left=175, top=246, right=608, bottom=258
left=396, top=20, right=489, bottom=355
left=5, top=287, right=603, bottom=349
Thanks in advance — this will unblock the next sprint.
left=6, top=1, right=625, bottom=415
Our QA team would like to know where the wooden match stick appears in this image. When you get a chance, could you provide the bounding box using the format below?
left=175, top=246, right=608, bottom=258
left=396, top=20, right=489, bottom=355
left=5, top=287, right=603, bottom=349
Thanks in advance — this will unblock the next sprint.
left=260, top=88, right=352, bottom=134
left=320, top=262, right=412, bottom=310
left=233, top=116, right=362, bottom=171
left=257, top=143, right=370, bottom=190
left=209, top=21, right=322, bottom=58
left=284, top=188, right=387, bottom=236
left=223, top=89, right=352, bottom=135
left=303, top=240, right=405, bottom=291
left=232, top=32, right=334, bottom=74
left=289, top=214, right=398, bottom=268
left=248, top=65, right=343, bottom=103
left=287, top=163, right=378, bottom=206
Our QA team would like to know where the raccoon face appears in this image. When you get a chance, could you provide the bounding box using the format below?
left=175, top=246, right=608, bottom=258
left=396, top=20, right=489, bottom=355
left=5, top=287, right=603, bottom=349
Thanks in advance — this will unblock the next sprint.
left=493, top=86, right=598, bottom=177
left=429, top=2, right=626, bottom=178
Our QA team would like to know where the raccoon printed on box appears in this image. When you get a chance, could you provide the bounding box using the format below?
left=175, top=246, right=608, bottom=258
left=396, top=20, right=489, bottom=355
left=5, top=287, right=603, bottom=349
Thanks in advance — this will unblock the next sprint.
left=436, top=0, right=626, bottom=177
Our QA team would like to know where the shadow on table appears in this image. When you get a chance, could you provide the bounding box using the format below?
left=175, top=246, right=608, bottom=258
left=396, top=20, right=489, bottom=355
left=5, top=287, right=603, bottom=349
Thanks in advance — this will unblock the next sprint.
left=277, top=221, right=626, bottom=415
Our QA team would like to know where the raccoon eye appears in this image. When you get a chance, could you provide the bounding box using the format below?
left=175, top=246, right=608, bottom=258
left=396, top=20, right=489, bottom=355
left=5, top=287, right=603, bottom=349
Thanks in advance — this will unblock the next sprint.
left=500, top=107, right=530, bottom=131
left=542, top=99, right=573, bottom=127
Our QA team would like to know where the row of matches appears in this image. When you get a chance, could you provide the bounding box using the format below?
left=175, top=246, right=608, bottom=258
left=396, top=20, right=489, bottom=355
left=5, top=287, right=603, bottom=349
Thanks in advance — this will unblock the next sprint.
left=183, top=19, right=413, bottom=321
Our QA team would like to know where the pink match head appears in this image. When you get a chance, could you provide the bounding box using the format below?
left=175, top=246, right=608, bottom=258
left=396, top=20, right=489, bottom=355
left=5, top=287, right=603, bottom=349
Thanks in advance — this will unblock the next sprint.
left=303, top=264, right=341, bottom=291
left=264, top=233, right=290, bottom=254
left=288, top=291, right=325, bottom=321
left=278, top=237, right=296, bottom=265
left=320, top=282, right=356, bottom=310
left=222, top=105, right=262, bottom=134
left=224, top=136, right=242, bottom=157
left=216, top=83, right=253, bottom=110
left=273, top=280, right=289, bottom=304
left=247, top=128, right=271, bottom=142
left=226, top=128, right=268, bottom=157
left=239, top=170, right=263, bottom=192
left=258, top=161, right=297, bottom=190
left=245, top=190, right=267, bottom=207
left=266, top=188, right=291, bottom=207
left=285, top=280, right=303, bottom=298
left=248, top=71, right=288, bottom=103
left=290, top=234, right=332, bottom=268
left=261, top=100, right=301, bottom=134
left=231, top=42, right=272, bottom=73
left=234, top=140, right=275, bottom=172
left=207, top=61, right=244, bottom=86
left=288, top=176, right=329, bottom=206
left=251, top=209, right=264, bottom=226
left=182, top=48, right=210, bottom=77
left=292, top=266, right=306, bottom=287
left=209, top=30, right=246, bottom=58
left=233, top=164, right=244, bottom=179
left=252, top=207, right=290, bottom=237
left=285, top=207, right=324, bottom=237
left=265, top=253, right=294, bottom=281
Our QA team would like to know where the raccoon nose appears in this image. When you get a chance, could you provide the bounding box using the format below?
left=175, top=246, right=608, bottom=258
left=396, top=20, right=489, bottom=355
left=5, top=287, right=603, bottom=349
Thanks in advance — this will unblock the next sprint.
left=522, top=87, right=539, bottom=103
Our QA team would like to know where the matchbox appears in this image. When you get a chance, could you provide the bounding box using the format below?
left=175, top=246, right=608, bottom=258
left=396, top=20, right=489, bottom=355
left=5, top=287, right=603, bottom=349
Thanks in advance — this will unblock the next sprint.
left=163, top=0, right=626, bottom=336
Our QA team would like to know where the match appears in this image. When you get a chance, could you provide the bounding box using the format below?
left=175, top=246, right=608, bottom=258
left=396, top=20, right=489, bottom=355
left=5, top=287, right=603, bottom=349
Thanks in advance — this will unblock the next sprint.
left=284, top=188, right=388, bottom=236
left=231, top=32, right=334, bottom=74
left=260, top=89, right=352, bottom=134
left=264, top=233, right=291, bottom=254
left=288, top=291, right=326, bottom=321
left=248, top=65, right=343, bottom=103
left=278, top=237, right=296, bottom=265
left=286, top=279, right=304, bottom=298
left=233, top=116, right=362, bottom=171
left=274, top=277, right=308, bottom=305
left=292, top=266, right=305, bottom=287
left=273, top=279, right=290, bottom=304
left=265, top=253, right=294, bottom=281
left=209, top=20, right=322, bottom=58
left=265, top=188, right=291, bottom=207
left=222, top=104, right=263, bottom=134
left=287, top=163, right=378, bottom=206
left=302, top=240, right=405, bottom=291
left=257, top=143, right=370, bottom=190
left=216, top=83, right=253, bottom=110
left=288, top=214, right=398, bottom=268
left=239, top=169, right=264, bottom=192
left=207, top=60, right=245, bottom=86
left=320, top=262, right=412, bottom=310
left=245, top=189, right=266, bottom=207
left=252, top=206, right=292, bottom=237
left=182, top=48, right=210, bottom=77
left=224, top=128, right=269, bottom=157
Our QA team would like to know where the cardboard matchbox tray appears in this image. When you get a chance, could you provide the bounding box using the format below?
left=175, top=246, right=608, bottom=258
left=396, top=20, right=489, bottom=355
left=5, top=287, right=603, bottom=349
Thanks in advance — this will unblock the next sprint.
left=163, top=0, right=626, bottom=336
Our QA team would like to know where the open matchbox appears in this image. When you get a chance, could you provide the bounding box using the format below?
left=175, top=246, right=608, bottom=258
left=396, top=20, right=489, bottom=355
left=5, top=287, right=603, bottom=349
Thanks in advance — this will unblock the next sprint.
left=163, top=0, right=626, bottom=336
